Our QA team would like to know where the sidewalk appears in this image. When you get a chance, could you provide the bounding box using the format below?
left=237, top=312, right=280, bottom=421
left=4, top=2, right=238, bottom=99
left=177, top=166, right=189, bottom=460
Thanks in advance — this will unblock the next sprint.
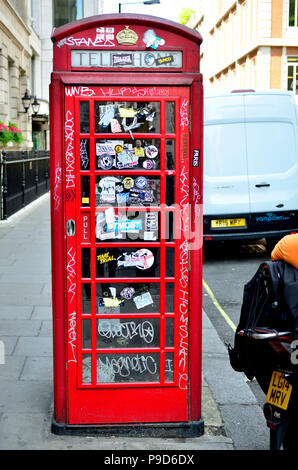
left=0, top=193, right=260, bottom=450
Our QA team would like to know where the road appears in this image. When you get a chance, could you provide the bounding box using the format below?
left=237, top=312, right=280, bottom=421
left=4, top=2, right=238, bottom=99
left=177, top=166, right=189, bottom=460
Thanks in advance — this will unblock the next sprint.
left=202, top=238, right=272, bottom=448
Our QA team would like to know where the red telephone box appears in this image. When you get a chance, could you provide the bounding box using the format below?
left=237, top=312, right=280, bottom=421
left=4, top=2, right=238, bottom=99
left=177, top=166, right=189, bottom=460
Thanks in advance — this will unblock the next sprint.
left=50, top=13, right=203, bottom=436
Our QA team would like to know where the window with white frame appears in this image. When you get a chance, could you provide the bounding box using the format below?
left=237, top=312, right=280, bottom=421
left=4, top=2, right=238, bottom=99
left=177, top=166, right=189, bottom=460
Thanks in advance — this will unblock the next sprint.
left=289, top=0, right=298, bottom=27
left=287, top=58, right=298, bottom=94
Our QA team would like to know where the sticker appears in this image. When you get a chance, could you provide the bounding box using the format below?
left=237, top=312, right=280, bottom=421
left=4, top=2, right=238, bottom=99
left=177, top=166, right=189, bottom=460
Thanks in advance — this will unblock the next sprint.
left=143, top=159, right=154, bottom=170
left=120, top=287, right=135, bottom=300
left=111, top=118, right=122, bottom=133
left=117, top=192, right=129, bottom=204
left=116, top=150, right=138, bottom=169
left=134, top=292, right=154, bottom=309
left=142, top=29, right=165, bottom=49
left=192, top=149, right=200, bottom=167
left=98, top=177, right=121, bottom=203
left=134, top=147, right=145, bottom=158
left=155, top=55, right=174, bottom=66
left=97, top=252, right=114, bottom=264
left=107, top=219, right=143, bottom=232
left=98, top=106, right=115, bottom=127
left=123, top=177, right=134, bottom=189
left=103, top=298, right=124, bottom=307
left=97, top=154, right=114, bottom=170
left=121, top=117, right=142, bottom=132
left=144, top=53, right=156, bottom=66
left=142, top=190, right=154, bottom=203
left=135, top=176, right=148, bottom=189
left=116, top=26, right=138, bottom=46
left=114, top=144, right=124, bottom=154
left=96, top=142, right=115, bottom=156
left=146, top=212, right=158, bottom=231
left=112, top=53, right=133, bottom=66
left=117, top=249, right=154, bottom=270
left=145, top=145, right=158, bottom=159
left=81, top=197, right=89, bottom=204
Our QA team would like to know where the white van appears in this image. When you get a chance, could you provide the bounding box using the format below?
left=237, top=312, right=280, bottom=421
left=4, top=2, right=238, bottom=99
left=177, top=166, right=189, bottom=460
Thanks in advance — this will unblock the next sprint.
left=203, top=90, right=298, bottom=247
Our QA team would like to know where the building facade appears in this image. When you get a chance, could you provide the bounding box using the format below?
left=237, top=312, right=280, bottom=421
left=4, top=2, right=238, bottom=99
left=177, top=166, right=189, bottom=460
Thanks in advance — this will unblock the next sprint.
left=187, top=0, right=298, bottom=99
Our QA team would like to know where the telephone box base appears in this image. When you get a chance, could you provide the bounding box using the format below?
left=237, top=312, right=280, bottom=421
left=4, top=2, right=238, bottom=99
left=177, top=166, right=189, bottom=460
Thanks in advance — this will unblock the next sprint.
left=51, top=416, right=204, bottom=438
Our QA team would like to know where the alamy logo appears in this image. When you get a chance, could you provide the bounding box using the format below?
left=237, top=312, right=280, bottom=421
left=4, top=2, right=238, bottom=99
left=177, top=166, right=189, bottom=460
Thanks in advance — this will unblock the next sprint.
left=0, top=340, right=5, bottom=365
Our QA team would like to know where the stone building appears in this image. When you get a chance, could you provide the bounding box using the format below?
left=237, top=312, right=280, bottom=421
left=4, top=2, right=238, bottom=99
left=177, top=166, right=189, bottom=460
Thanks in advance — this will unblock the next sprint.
left=187, top=0, right=298, bottom=100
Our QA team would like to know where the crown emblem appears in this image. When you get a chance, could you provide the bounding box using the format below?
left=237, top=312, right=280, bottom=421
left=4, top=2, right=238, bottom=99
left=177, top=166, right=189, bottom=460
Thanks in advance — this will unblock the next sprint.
left=116, top=26, right=138, bottom=45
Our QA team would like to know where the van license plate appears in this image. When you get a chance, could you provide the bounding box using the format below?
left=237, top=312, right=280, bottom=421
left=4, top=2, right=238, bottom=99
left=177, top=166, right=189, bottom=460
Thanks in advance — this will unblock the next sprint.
left=211, top=218, right=246, bottom=228
left=266, top=371, right=292, bottom=410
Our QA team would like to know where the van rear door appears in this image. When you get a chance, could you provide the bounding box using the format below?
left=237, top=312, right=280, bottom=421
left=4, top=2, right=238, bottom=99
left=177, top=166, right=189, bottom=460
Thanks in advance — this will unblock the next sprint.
left=204, top=94, right=250, bottom=216
left=244, top=93, right=298, bottom=216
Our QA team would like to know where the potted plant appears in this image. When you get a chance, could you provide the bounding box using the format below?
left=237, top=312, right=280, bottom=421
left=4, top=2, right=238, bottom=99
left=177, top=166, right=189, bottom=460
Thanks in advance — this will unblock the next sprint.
left=8, top=122, right=24, bottom=145
left=0, top=122, right=13, bottom=146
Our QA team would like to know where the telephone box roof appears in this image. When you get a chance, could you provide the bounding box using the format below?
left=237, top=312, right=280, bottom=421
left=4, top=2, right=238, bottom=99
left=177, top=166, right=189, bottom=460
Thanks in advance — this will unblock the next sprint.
left=51, top=13, right=203, bottom=45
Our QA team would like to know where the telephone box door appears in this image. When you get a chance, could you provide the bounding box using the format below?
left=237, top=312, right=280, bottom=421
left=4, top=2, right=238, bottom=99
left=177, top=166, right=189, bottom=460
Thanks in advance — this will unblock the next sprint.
left=64, top=85, right=191, bottom=424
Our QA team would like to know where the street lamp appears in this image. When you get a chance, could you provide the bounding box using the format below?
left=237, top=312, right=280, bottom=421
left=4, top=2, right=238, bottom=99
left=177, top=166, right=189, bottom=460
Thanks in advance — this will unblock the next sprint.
left=19, top=90, right=41, bottom=115
left=119, top=0, right=160, bottom=13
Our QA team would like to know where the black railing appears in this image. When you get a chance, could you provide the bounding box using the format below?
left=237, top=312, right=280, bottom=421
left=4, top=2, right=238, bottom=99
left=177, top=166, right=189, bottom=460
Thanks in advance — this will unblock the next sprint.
left=0, top=149, right=50, bottom=220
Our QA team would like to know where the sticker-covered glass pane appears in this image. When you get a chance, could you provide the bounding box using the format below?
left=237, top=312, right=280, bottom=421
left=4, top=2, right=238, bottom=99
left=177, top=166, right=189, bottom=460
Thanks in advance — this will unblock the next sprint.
left=82, top=354, right=92, bottom=384
left=166, top=139, right=175, bottom=170
left=95, top=138, right=160, bottom=170
left=81, top=175, right=90, bottom=206
left=94, top=101, right=160, bottom=134
left=95, top=210, right=160, bottom=242
left=96, top=353, right=160, bottom=383
left=97, top=318, right=160, bottom=349
left=80, top=139, right=90, bottom=170
left=96, top=283, right=160, bottom=314
left=164, top=352, right=174, bottom=382
left=82, top=248, right=90, bottom=278
left=166, top=102, right=175, bottom=133
left=96, top=247, right=160, bottom=278
left=165, top=283, right=174, bottom=313
left=82, top=283, right=91, bottom=314
left=80, top=101, right=89, bottom=133
left=95, top=175, right=160, bottom=206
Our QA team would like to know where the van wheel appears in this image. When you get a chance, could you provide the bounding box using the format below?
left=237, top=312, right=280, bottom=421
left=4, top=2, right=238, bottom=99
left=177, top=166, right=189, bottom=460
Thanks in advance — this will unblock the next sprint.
left=266, top=237, right=280, bottom=254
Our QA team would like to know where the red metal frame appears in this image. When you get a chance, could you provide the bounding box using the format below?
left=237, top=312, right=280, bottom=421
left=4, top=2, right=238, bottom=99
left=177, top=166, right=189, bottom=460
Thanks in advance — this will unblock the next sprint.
left=50, top=14, right=203, bottom=430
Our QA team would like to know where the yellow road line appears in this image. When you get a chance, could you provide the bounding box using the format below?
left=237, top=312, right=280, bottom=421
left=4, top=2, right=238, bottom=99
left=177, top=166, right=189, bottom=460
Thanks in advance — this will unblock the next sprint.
left=203, top=279, right=237, bottom=332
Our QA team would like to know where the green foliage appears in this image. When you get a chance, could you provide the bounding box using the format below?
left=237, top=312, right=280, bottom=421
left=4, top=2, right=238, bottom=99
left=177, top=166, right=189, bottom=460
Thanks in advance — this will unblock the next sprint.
left=179, top=7, right=195, bottom=25
left=0, top=121, right=24, bottom=145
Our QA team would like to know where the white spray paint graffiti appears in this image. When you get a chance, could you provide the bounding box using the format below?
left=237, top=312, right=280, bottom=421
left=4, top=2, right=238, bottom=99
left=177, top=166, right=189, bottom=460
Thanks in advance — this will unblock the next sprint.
left=180, top=99, right=189, bottom=131
left=65, top=110, right=75, bottom=189
left=53, top=167, right=62, bottom=211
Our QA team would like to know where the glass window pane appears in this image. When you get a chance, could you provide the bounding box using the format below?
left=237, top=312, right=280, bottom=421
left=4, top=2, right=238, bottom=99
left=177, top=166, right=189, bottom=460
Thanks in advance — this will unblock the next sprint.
left=80, top=139, right=90, bottom=170
left=96, top=247, right=160, bottom=278
left=166, top=175, right=175, bottom=206
left=94, top=101, right=160, bottom=134
left=82, top=248, right=90, bottom=278
left=53, top=0, right=83, bottom=28
left=82, top=354, right=92, bottom=384
left=96, top=283, right=160, bottom=314
left=97, top=318, right=160, bottom=348
left=166, top=102, right=175, bottom=133
left=82, top=319, right=91, bottom=349
left=288, top=65, right=294, bottom=91
left=96, top=353, right=160, bottom=383
left=95, top=175, right=160, bottom=206
left=166, top=139, right=175, bottom=170
left=95, top=138, right=160, bottom=170
left=82, top=284, right=91, bottom=314
left=165, top=317, right=174, bottom=347
left=289, top=0, right=295, bottom=26
left=164, top=352, right=174, bottom=382
left=166, top=248, right=175, bottom=277
left=95, top=210, right=160, bottom=242
left=165, top=283, right=174, bottom=312
left=81, top=175, right=90, bottom=206
left=80, top=101, right=89, bottom=133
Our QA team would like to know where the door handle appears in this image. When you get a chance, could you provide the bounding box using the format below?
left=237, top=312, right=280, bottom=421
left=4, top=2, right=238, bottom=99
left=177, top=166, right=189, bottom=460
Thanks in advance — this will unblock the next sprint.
left=255, top=183, right=270, bottom=188
left=66, top=219, right=75, bottom=236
